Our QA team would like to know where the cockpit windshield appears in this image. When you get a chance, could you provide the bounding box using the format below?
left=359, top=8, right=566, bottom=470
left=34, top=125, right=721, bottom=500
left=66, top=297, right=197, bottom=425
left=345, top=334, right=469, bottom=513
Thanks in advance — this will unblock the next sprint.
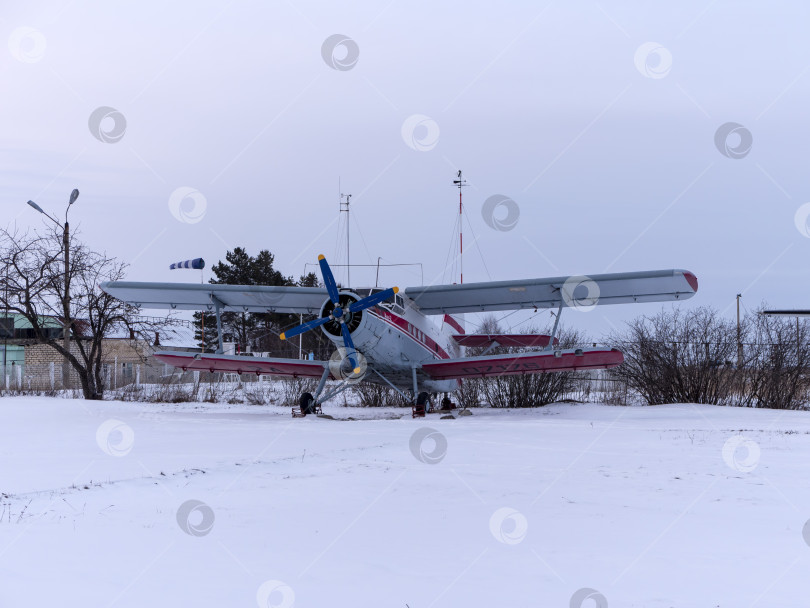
left=351, top=287, right=405, bottom=314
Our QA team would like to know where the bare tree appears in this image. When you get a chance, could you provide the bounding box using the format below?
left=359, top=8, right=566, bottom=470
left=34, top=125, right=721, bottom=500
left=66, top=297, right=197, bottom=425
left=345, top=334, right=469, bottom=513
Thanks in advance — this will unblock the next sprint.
left=0, top=225, right=165, bottom=399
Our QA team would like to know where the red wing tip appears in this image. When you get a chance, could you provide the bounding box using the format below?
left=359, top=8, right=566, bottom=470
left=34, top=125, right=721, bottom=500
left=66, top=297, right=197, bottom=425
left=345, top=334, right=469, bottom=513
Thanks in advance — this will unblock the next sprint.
left=683, top=271, right=698, bottom=293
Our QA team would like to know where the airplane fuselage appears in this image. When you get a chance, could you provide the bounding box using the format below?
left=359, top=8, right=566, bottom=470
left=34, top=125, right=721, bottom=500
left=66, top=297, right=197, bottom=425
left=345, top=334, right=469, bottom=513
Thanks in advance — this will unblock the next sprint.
left=320, top=290, right=459, bottom=393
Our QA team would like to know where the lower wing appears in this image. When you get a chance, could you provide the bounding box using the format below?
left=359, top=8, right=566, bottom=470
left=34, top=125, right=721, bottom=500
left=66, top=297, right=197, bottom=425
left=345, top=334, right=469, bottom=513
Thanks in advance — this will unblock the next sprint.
left=420, top=348, right=623, bottom=380
left=154, top=351, right=329, bottom=378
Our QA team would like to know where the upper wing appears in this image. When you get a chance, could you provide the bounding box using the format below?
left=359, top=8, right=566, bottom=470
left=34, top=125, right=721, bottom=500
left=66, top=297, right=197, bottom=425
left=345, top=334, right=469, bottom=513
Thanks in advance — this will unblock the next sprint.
left=154, top=351, right=329, bottom=378
left=761, top=310, right=810, bottom=317
left=101, top=281, right=328, bottom=314
left=421, top=347, right=623, bottom=379
left=404, top=269, right=697, bottom=314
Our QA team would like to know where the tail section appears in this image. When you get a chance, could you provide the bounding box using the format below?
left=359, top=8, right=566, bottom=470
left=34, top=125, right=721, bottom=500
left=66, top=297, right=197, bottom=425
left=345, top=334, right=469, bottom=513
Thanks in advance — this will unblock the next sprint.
left=443, top=314, right=465, bottom=335
left=443, top=314, right=465, bottom=357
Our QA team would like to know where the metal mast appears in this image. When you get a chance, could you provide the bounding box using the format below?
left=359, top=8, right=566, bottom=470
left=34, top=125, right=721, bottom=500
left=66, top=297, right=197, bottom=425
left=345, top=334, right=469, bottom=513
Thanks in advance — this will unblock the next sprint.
left=453, top=171, right=467, bottom=284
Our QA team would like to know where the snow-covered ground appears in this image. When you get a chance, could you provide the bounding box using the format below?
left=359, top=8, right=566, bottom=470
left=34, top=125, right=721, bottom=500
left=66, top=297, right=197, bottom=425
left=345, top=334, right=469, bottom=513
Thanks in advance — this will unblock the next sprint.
left=0, top=397, right=808, bottom=607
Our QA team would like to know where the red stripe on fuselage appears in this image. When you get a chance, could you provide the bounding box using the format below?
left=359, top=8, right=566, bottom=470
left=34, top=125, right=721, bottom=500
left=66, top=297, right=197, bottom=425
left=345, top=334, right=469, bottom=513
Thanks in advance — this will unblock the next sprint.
left=370, top=308, right=450, bottom=359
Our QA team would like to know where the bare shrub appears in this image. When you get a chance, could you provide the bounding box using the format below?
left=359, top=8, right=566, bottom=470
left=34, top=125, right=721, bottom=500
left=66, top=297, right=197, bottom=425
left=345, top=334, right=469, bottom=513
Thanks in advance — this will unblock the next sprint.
left=608, top=306, right=740, bottom=405
left=279, top=377, right=317, bottom=406
left=738, top=310, right=810, bottom=409
left=243, top=382, right=278, bottom=405
left=453, top=378, right=482, bottom=408
left=470, top=316, right=587, bottom=408
left=351, top=382, right=410, bottom=407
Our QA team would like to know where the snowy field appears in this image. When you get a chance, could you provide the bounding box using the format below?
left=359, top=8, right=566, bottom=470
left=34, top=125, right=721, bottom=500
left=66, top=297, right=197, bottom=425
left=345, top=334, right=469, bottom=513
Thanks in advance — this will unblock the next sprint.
left=0, top=397, right=809, bottom=607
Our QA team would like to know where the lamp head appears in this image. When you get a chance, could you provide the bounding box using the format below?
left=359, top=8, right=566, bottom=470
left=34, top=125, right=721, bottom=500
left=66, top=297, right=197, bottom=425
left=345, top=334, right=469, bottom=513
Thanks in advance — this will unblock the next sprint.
left=68, top=189, right=79, bottom=205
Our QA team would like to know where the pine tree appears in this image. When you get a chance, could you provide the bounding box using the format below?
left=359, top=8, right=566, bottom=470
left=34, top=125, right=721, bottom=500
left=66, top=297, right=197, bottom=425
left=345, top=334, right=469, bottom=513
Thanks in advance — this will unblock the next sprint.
left=192, top=249, right=334, bottom=358
left=193, top=247, right=294, bottom=352
left=192, top=310, right=219, bottom=352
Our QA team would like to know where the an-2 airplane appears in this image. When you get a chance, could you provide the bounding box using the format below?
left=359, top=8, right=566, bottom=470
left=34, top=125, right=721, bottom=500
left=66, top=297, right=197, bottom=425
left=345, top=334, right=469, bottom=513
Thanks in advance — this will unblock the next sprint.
left=102, top=256, right=698, bottom=413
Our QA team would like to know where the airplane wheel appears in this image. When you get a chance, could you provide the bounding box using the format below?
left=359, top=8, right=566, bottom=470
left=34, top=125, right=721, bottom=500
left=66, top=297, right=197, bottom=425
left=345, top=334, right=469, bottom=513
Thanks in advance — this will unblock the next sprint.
left=416, top=391, right=430, bottom=406
left=299, top=392, right=315, bottom=415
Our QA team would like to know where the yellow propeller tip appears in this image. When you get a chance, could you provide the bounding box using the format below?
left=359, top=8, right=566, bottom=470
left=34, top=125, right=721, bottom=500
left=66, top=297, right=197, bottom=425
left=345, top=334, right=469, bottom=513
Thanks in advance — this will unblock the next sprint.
left=279, top=333, right=286, bottom=340
left=393, top=286, right=399, bottom=294
left=317, top=254, right=325, bottom=261
left=353, top=367, right=362, bottom=375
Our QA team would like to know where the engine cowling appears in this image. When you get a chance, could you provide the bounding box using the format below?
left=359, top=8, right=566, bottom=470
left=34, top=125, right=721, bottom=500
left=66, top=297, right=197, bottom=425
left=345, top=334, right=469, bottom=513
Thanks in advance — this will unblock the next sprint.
left=319, top=291, right=363, bottom=338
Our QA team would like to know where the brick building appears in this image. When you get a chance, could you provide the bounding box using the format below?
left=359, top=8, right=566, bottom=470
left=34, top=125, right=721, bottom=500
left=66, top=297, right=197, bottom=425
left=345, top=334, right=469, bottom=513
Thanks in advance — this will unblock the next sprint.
left=1, top=313, right=196, bottom=390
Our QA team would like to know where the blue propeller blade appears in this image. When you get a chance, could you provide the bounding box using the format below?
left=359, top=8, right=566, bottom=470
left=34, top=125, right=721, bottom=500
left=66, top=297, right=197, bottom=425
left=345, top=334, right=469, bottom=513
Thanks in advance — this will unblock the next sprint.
left=280, top=316, right=331, bottom=341
left=347, top=287, right=398, bottom=313
left=318, top=255, right=340, bottom=305
left=340, top=322, right=358, bottom=370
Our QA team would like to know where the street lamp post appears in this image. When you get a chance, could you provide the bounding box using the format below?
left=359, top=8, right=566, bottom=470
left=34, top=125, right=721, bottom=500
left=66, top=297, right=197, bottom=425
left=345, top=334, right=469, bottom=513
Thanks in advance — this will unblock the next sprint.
left=27, top=189, right=79, bottom=390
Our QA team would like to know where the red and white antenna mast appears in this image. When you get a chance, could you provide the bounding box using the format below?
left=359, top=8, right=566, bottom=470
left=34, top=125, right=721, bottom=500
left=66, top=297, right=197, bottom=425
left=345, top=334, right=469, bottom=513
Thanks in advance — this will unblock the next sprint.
left=452, top=170, right=467, bottom=284
left=340, top=188, right=352, bottom=287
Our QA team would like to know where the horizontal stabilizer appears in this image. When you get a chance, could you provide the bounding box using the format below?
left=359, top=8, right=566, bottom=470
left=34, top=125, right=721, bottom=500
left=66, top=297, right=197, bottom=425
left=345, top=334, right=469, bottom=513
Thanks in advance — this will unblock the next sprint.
left=420, top=348, right=623, bottom=380
left=761, top=310, right=810, bottom=317
left=452, top=334, right=557, bottom=348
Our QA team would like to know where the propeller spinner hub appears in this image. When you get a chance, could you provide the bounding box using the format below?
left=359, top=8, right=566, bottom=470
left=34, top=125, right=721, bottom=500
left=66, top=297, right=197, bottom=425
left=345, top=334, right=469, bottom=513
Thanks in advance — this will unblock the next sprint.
left=332, top=307, right=344, bottom=319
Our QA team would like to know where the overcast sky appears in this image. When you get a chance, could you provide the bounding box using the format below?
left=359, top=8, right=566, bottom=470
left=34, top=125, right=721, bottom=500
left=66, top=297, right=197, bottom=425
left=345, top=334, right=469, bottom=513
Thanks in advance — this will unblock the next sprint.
left=3, top=1, right=809, bottom=338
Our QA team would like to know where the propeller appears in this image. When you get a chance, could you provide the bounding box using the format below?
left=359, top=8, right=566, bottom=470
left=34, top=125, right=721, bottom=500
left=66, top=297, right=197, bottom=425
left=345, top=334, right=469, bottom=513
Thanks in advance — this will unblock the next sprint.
left=280, top=255, right=398, bottom=373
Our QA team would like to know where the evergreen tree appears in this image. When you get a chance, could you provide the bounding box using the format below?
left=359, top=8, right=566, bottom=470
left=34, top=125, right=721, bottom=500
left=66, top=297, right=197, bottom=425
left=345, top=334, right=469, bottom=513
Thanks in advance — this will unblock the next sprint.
left=192, top=249, right=333, bottom=359
left=194, top=247, right=294, bottom=352
left=292, top=271, right=330, bottom=358
left=298, top=271, right=319, bottom=287
left=193, top=310, right=219, bottom=352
